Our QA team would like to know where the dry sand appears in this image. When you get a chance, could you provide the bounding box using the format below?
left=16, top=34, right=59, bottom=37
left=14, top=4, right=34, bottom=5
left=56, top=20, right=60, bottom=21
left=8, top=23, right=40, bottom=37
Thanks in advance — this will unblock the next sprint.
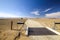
left=0, top=18, right=60, bottom=40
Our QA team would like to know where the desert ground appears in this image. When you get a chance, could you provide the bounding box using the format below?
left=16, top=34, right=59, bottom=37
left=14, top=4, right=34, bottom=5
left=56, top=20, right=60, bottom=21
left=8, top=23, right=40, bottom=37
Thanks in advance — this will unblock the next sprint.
left=0, top=18, right=60, bottom=40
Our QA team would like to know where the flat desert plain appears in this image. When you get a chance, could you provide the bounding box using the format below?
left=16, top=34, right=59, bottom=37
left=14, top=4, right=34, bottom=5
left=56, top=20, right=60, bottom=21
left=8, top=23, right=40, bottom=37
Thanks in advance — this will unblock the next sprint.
left=0, top=18, right=60, bottom=40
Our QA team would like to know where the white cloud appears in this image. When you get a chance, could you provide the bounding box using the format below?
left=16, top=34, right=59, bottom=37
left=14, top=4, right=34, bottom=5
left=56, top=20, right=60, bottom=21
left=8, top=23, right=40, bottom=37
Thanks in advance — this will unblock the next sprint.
left=31, top=10, right=40, bottom=15
left=44, top=8, right=52, bottom=12
left=45, top=12, right=60, bottom=18
left=0, top=12, right=20, bottom=18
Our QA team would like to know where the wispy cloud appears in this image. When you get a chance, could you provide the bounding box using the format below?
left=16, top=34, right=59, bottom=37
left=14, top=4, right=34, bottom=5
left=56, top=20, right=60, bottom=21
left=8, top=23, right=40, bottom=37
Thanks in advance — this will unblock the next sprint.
left=0, top=12, right=20, bottom=18
left=45, top=12, right=60, bottom=18
left=31, top=10, right=40, bottom=16
left=44, top=8, right=52, bottom=12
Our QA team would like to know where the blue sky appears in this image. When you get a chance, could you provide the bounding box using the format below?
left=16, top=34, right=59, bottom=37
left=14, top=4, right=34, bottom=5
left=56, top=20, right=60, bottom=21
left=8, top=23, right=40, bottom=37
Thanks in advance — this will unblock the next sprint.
left=0, top=0, right=60, bottom=18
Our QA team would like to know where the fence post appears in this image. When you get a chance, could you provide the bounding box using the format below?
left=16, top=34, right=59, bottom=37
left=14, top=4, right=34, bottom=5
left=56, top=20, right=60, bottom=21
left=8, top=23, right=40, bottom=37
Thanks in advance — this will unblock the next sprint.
left=11, top=21, right=13, bottom=30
